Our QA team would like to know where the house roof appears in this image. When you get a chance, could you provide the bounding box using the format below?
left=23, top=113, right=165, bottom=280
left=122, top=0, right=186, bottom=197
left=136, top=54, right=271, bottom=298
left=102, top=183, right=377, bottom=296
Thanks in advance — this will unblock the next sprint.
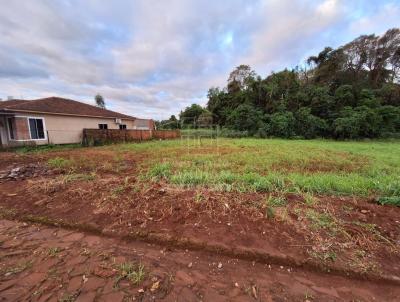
left=0, top=97, right=136, bottom=120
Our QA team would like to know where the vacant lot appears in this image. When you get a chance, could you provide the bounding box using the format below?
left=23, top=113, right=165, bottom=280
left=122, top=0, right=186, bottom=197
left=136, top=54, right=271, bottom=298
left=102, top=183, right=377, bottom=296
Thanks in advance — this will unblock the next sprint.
left=1, top=138, right=400, bottom=300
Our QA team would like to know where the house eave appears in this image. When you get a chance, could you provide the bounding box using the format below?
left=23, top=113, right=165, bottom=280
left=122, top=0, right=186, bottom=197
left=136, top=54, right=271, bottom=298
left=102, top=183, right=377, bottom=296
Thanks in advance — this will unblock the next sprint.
left=0, top=108, right=136, bottom=121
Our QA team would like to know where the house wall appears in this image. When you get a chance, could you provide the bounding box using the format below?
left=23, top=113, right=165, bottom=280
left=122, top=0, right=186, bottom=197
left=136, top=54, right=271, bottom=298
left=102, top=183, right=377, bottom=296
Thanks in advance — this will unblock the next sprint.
left=0, top=117, right=8, bottom=146
left=133, top=118, right=155, bottom=130
left=0, top=112, right=135, bottom=146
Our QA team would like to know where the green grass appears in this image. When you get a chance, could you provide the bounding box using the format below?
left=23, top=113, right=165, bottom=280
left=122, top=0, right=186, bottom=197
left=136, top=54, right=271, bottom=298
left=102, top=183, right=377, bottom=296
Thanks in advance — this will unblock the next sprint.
left=115, top=138, right=400, bottom=198
left=148, top=162, right=172, bottom=180
left=305, top=209, right=336, bottom=231
left=63, top=173, right=96, bottom=182
left=13, top=144, right=81, bottom=154
left=47, top=157, right=73, bottom=169
left=115, top=262, right=145, bottom=286
left=377, top=196, right=400, bottom=206
left=20, top=138, right=400, bottom=198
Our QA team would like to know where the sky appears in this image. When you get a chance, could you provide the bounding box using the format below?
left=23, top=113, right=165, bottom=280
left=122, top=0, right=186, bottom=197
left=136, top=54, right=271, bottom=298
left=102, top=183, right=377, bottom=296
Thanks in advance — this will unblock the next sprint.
left=0, top=0, right=399, bottom=120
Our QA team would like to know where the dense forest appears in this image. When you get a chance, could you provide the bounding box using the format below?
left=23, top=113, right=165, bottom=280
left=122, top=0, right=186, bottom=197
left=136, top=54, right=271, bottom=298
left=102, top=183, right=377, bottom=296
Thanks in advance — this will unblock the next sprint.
left=157, top=28, right=400, bottom=139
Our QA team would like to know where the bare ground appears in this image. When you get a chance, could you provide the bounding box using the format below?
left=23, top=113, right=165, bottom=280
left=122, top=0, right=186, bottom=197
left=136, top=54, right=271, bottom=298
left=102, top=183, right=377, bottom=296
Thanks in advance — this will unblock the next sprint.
left=0, top=148, right=400, bottom=301
left=1, top=219, right=399, bottom=302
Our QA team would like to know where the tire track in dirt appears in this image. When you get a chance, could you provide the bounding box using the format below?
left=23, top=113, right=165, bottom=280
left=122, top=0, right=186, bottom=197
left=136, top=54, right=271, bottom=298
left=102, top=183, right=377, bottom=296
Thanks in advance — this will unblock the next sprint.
left=1, top=219, right=400, bottom=301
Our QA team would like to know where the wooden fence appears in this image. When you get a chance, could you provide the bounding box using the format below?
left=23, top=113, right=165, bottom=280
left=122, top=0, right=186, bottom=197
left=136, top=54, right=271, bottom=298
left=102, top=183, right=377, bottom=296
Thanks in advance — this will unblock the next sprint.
left=82, top=129, right=180, bottom=145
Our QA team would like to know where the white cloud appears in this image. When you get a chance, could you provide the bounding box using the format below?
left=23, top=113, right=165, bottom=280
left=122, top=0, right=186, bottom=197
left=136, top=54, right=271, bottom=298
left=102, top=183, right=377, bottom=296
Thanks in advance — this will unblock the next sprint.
left=237, top=0, right=345, bottom=75
left=349, top=2, right=400, bottom=36
left=0, top=0, right=398, bottom=120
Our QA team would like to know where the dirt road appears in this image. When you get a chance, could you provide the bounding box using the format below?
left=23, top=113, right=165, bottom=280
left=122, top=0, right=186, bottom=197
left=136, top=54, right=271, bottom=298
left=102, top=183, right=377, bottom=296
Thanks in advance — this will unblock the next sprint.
left=0, top=219, right=399, bottom=302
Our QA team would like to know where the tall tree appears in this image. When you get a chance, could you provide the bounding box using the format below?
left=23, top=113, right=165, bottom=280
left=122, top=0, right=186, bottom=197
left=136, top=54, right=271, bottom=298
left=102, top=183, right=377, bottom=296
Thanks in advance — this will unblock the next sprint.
left=227, top=65, right=257, bottom=92
left=95, top=94, right=106, bottom=109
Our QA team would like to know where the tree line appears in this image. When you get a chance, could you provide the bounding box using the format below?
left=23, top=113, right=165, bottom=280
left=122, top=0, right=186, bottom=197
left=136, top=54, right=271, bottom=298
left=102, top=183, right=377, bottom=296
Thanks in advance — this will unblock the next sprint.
left=157, top=28, right=400, bottom=139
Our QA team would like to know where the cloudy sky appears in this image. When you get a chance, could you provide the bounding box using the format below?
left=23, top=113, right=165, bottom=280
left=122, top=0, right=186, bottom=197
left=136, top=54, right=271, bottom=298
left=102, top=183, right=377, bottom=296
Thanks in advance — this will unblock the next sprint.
left=0, top=0, right=399, bottom=119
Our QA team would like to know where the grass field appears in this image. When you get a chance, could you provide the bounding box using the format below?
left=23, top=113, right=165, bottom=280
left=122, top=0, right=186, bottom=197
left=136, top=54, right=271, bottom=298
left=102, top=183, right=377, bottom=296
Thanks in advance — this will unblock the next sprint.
left=2, top=137, right=400, bottom=282
left=111, top=138, right=400, bottom=199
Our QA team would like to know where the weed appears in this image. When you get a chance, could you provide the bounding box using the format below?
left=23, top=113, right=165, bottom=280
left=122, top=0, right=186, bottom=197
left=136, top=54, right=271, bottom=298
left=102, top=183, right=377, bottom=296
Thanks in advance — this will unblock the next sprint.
left=5, top=261, right=33, bottom=275
left=342, top=205, right=354, bottom=212
left=35, top=173, right=95, bottom=193
left=47, top=267, right=59, bottom=278
left=194, top=191, right=204, bottom=203
left=115, top=262, right=146, bottom=286
left=309, top=247, right=337, bottom=262
left=48, top=247, right=62, bottom=257
left=59, top=293, right=78, bottom=302
left=303, top=193, right=317, bottom=206
left=149, top=162, right=171, bottom=180
left=14, top=144, right=81, bottom=154
left=305, top=209, right=336, bottom=231
left=264, top=195, right=287, bottom=220
left=111, top=185, right=125, bottom=196
left=47, top=157, right=73, bottom=169
left=63, top=173, right=96, bottom=182
left=265, top=206, right=275, bottom=219
left=377, top=196, right=400, bottom=206
left=266, top=195, right=287, bottom=207
left=353, top=221, right=394, bottom=246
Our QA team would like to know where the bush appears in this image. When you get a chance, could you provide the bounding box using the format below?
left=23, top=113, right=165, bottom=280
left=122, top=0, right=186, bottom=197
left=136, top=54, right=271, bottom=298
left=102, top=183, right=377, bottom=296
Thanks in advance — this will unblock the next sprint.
left=265, top=111, right=296, bottom=138
left=226, top=104, right=265, bottom=135
left=295, top=107, right=328, bottom=138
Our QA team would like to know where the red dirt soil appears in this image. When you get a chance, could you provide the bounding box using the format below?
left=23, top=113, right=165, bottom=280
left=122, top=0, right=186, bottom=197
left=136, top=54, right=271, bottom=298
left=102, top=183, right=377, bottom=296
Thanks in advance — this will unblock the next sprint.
left=1, top=219, right=400, bottom=302
left=0, top=148, right=400, bottom=301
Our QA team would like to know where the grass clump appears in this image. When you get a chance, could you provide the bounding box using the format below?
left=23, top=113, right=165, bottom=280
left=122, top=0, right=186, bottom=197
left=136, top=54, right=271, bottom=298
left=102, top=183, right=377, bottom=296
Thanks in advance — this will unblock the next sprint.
left=59, top=293, right=78, bottom=302
left=48, top=247, right=62, bottom=257
left=111, top=185, right=125, bottom=196
left=148, top=162, right=172, bottom=180
left=14, top=144, right=81, bottom=154
left=47, top=157, right=73, bottom=169
left=115, top=262, right=145, bottom=286
left=377, top=196, right=400, bottom=206
left=305, top=209, right=336, bottom=231
left=34, top=173, right=96, bottom=194
left=5, top=261, right=33, bottom=275
left=309, top=250, right=337, bottom=262
left=264, top=195, right=288, bottom=219
left=63, top=173, right=96, bottom=182
left=302, top=192, right=317, bottom=206
left=266, top=195, right=287, bottom=207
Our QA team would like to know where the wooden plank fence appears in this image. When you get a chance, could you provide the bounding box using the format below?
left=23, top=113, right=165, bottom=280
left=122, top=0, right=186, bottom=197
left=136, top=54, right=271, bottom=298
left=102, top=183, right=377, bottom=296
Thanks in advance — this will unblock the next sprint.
left=82, top=129, right=180, bottom=145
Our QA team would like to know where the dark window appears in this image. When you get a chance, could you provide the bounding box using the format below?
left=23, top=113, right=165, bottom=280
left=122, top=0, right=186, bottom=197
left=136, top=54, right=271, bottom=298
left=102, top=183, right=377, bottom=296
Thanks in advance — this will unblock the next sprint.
left=98, top=124, right=108, bottom=129
left=119, top=124, right=127, bottom=129
left=28, top=118, right=45, bottom=139
left=7, top=118, right=15, bottom=139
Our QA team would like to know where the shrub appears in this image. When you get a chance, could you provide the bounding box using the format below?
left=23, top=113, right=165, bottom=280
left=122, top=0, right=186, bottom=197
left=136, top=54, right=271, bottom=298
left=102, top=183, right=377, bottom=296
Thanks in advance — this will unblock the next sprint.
left=377, top=196, right=400, bottom=207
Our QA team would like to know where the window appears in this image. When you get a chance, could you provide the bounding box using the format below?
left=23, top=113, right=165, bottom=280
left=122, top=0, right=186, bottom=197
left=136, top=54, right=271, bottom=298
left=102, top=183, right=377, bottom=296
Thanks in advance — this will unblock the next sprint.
left=7, top=118, right=15, bottom=139
left=98, top=124, right=108, bottom=129
left=28, top=118, right=45, bottom=139
left=119, top=124, right=127, bottom=129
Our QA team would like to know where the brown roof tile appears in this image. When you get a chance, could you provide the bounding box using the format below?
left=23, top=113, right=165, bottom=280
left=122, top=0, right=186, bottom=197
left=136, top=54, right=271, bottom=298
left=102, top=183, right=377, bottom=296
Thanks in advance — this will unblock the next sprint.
left=0, top=97, right=136, bottom=120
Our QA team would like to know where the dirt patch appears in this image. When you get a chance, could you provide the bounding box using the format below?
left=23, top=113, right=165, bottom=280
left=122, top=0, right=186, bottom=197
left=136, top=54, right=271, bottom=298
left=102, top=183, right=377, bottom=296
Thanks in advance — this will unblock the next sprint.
left=1, top=219, right=400, bottom=301
left=0, top=175, right=399, bottom=283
